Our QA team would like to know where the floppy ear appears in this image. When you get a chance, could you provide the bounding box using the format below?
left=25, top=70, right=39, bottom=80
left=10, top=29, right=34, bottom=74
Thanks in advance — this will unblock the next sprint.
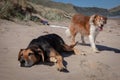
left=18, top=49, right=24, bottom=61
left=35, top=48, right=44, bottom=62
left=89, top=14, right=97, bottom=25
left=30, top=46, right=45, bottom=62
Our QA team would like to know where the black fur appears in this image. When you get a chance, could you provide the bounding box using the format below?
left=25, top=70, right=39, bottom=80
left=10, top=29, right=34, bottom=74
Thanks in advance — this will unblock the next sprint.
left=19, top=33, right=76, bottom=72
left=28, top=34, right=67, bottom=58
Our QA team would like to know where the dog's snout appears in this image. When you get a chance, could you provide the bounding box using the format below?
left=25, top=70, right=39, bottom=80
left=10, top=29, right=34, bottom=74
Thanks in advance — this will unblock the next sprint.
left=101, top=24, right=104, bottom=27
left=20, top=59, right=25, bottom=67
left=20, top=59, right=25, bottom=64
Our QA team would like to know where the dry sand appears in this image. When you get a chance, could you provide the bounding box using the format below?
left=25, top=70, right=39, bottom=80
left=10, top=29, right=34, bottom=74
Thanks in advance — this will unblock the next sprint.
left=0, top=19, right=120, bottom=80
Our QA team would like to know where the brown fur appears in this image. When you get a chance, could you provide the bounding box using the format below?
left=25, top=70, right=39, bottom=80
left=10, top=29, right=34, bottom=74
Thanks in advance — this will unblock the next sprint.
left=68, top=14, right=107, bottom=45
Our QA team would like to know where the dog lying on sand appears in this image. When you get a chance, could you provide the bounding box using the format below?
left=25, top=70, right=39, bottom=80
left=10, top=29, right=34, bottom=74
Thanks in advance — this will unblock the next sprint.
left=18, top=34, right=78, bottom=72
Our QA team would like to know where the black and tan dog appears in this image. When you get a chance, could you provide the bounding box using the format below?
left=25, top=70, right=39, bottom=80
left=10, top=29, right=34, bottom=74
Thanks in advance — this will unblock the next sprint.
left=18, top=34, right=78, bottom=72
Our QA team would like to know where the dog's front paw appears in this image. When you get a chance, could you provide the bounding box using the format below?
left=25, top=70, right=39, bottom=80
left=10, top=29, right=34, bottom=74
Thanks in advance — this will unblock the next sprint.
left=56, top=64, right=69, bottom=73
left=58, top=67, right=69, bottom=73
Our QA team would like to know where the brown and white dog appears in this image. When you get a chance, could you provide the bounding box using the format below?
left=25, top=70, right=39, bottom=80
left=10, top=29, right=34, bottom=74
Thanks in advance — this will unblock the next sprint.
left=66, top=14, right=107, bottom=52
left=18, top=34, right=77, bottom=72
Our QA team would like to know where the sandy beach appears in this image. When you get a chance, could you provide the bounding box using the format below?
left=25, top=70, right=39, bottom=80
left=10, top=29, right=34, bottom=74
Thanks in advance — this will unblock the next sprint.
left=0, top=19, right=120, bottom=80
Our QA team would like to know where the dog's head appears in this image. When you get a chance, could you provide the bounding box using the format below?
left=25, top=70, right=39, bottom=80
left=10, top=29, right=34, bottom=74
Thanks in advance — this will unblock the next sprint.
left=89, top=14, right=107, bottom=31
left=18, top=48, right=44, bottom=67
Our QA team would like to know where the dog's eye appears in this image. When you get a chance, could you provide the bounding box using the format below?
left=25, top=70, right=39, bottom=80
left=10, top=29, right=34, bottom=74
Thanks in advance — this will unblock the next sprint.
left=21, top=53, right=23, bottom=56
left=28, top=53, right=34, bottom=56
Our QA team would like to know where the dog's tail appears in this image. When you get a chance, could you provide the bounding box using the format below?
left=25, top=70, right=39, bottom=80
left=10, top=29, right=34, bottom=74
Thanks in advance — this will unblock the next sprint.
left=65, top=28, right=71, bottom=38
left=69, top=42, right=78, bottom=48
left=63, top=42, right=78, bottom=51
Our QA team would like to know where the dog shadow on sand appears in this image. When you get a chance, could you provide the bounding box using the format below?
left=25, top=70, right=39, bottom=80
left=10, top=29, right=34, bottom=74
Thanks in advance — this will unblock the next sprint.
left=78, top=43, right=120, bottom=53
left=97, top=45, right=120, bottom=53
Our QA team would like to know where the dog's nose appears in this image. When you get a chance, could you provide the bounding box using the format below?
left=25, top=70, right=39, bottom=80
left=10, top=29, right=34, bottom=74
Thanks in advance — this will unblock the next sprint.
left=20, top=60, right=25, bottom=67
left=101, top=24, right=104, bottom=26
left=20, top=59, right=25, bottom=64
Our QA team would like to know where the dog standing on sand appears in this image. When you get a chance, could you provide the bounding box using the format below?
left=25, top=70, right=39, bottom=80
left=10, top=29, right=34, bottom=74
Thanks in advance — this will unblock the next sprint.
left=66, top=14, right=107, bottom=52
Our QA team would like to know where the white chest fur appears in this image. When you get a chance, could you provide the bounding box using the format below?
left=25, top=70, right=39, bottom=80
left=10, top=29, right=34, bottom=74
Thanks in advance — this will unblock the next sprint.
left=89, top=25, right=100, bottom=52
left=90, top=25, right=100, bottom=37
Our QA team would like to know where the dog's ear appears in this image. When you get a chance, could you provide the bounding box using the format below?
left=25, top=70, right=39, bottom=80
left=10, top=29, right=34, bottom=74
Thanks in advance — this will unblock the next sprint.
left=30, top=46, right=45, bottom=62
left=18, top=49, right=24, bottom=61
left=34, top=48, right=44, bottom=62
left=89, top=14, right=97, bottom=25
left=37, top=48, right=44, bottom=62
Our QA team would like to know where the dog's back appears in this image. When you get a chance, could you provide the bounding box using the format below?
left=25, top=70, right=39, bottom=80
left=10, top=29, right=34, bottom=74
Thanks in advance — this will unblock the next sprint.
left=28, top=34, right=65, bottom=53
left=74, top=14, right=90, bottom=34
left=72, top=14, right=90, bottom=25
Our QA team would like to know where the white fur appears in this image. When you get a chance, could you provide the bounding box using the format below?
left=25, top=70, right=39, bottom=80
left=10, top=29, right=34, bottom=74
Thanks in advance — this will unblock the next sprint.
left=50, top=57, right=57, bottom=63
left=25, top=61, right=33, bottom=67
left=25, top=57, right=34, bottom=67
left=89, top=24, right=100, bottom=52
left=88, top=14, right=100, bottom=52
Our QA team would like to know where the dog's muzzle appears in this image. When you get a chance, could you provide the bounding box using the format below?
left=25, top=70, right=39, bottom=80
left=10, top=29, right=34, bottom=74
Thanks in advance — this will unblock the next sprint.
left=19, top=58, right=26, bottom=67
left=98, top=25, right=104, bottom=31
left=20, top=59, right=26, bottom=67
left=19, top=57, right=33, bottom=67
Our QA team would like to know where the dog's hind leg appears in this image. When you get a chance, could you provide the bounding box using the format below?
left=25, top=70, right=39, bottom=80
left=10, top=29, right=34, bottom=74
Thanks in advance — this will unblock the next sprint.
left=55, top=55, right=65, bottom=71
left=69, top=25, right=77, bottom=45
left=81, top=35, right=86, bottom=44
left=49, top=48, right=66, bottom=71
